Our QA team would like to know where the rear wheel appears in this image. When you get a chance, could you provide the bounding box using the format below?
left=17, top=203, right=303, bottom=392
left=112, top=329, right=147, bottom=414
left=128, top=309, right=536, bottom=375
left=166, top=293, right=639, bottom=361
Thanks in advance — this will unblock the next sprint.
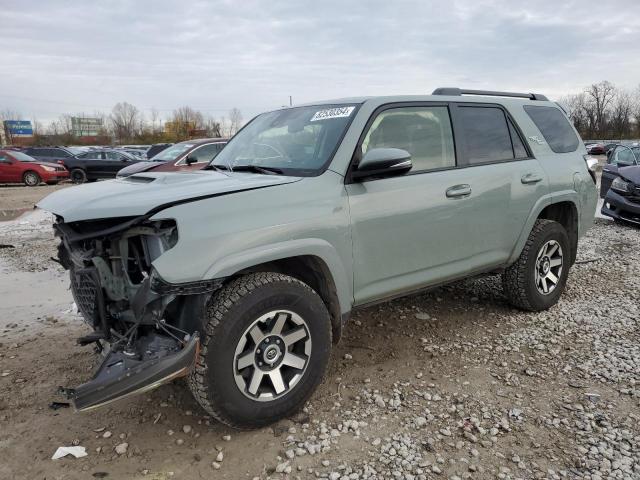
left=70, top=168, right=87, bottom=184
left=189, top=272, right=332, bottom=429
left=502, top=219, right=570, bottom=311
left=23, top=171, right=41, bottom=187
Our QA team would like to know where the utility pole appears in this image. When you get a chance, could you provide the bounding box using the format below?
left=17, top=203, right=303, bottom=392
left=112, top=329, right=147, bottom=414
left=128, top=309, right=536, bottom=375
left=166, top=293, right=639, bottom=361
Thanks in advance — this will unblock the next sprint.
left=289, top=96, right=293, bottom=107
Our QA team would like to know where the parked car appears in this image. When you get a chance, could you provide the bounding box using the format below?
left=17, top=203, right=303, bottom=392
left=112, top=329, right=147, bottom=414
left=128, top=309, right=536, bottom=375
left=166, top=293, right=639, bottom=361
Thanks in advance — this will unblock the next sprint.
left=59, top=149, right=143, bottom=183
left=38, top=88, right=597, bottom=428
left=117, top=138, right=227, bottom=177
left=23, top=146, right=79, bottom=165
left=145, top=143, right=173, bottom=159
left=603, top=143, right=618, bottom=155
left=601, top=164, right=640, bottom=224
left=0, top=149, right=69, bottom=186
left=600, top=145, right=640, bottom=197
left=586, top=143, right=605, bottom=155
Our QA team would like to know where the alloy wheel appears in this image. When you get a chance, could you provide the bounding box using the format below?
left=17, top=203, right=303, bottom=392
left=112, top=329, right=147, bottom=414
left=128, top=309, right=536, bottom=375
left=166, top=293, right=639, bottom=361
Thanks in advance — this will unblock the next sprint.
left=233, top=310, right=311, bottom=402
left=534, top=240, right=563, bottom=295
left=24, top=172, right=39, bottom=186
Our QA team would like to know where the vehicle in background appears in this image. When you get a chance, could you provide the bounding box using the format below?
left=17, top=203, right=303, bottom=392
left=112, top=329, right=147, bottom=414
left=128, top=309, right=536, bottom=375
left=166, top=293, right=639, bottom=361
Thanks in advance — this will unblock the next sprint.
left=586, top=143, right=605, bottom=155
left=0, top=149, right=69, bottom=186
left=23, top=146, right=80, bottom=165
left=601, top=163, right=640, bottom=225
left=121, top=148, right=147, bottom=159
left=38, top=89, right=597, bottom=428
left=117, top=138, right=227, bottom=177
left=600, top=145, right=640, bottom=197
left=62, top=148, right=142, bottom=183
left=145, top=143, right=173, bottom=159
left=603, top=143, right=618, bottom=155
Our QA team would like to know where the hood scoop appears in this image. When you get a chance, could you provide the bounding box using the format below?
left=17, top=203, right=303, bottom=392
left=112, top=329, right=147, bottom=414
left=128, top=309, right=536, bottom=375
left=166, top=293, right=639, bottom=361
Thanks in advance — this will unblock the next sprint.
left=123, top=175, right=156, bottom=183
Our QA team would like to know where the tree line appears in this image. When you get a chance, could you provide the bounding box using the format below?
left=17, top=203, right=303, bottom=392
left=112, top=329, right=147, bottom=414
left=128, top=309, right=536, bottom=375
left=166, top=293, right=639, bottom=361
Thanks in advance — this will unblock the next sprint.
left=0, top=103, right=244, bottom=146
left=560, top=81, right=640, bottom=140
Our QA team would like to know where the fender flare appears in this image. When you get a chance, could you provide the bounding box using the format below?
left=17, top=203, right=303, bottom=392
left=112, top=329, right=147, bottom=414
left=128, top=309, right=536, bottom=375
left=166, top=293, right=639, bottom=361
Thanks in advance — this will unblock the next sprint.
left=203, top=238, right=353, bottom=315
left=507, top=191, right=580, bottom=265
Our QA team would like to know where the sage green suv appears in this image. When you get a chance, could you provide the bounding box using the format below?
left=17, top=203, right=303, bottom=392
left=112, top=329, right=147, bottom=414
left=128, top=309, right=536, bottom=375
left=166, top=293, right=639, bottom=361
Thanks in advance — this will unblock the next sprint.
left=38, top=88, right=597, bottom=428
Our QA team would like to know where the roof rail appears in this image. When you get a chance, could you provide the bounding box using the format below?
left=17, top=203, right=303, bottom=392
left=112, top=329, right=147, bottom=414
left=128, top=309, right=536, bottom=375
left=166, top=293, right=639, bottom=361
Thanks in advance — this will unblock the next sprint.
left=432, top=88, right=548, bottom=101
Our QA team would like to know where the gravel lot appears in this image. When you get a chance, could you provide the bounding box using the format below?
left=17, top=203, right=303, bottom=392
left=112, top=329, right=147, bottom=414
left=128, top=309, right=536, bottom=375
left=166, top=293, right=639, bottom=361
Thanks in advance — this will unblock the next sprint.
left=0, top=182, right=638, bottom=480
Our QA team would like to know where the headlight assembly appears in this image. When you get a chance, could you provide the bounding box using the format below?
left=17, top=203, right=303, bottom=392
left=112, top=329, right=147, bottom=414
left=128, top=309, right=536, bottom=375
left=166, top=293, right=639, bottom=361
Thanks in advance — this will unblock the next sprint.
left=611, top=177, right=632, bottom=194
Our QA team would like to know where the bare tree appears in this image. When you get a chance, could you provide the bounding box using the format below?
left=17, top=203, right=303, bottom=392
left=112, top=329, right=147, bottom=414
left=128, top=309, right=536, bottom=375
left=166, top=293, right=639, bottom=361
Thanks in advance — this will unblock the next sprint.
left=110, top=102, right=141, bottom=143
left=169, top=106, right=204, bottom=140
left=584, top=81, right=616, bottom=137
left=204, top=116, right=222, bottom=138
left=609, top=90, right=633, bottom=139
left=559, top=93, right=588, bottom=135
left=228, top=108, right=243, bottom=136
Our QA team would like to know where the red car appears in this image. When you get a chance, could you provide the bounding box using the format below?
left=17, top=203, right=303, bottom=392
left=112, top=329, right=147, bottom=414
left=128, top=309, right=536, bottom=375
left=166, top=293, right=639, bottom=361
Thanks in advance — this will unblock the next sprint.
left=0, top=149, right=70, bottom=186
left=117, top=138, right=228, bottom=177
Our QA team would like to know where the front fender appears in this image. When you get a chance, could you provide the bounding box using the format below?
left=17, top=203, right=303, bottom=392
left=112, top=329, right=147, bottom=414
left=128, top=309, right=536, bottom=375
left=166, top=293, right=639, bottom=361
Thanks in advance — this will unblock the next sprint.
left=204, top=238, right=353, bottom=315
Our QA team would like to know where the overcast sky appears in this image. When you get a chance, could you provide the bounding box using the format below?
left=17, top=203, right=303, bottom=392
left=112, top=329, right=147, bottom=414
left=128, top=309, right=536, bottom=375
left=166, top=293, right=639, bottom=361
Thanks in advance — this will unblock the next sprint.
left=1, top=0, right=639, bottom=124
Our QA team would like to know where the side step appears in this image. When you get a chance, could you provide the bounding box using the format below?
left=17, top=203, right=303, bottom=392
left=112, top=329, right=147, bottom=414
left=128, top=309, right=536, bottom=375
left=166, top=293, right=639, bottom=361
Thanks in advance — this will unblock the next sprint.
left=63, top=333, right=199, bottom=411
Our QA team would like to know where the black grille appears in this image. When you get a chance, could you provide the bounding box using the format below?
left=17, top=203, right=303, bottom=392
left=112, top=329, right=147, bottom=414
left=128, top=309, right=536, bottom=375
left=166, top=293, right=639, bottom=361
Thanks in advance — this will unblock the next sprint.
left=70, top=269, right=98, bottom=325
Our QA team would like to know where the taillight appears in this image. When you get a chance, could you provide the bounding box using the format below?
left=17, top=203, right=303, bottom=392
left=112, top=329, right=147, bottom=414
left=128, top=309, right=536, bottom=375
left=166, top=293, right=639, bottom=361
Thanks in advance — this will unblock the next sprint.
left=583, top=154, right=598, bottom=184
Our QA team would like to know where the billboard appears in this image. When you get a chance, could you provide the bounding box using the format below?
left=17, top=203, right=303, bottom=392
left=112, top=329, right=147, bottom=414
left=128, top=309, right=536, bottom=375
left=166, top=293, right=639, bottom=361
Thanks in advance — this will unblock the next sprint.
left=4, top=120, right=33, bottom=137
left=71, top=117, right=103, bottom=137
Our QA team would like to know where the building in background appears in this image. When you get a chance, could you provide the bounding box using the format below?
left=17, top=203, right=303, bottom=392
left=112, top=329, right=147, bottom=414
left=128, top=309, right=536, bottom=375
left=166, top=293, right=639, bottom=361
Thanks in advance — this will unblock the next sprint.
left=71, top=117, right=103, bottom=140
left=3, top=120, right=34, bottom=146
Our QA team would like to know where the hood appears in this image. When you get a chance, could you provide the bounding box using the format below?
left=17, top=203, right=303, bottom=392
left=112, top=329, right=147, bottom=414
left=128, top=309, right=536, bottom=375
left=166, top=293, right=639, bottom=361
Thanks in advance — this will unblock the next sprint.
left=37, top=170, right=302, bottom=222
left=117, top=161, right=160, bottom=177
left=618, top=165, right=640, bottom=184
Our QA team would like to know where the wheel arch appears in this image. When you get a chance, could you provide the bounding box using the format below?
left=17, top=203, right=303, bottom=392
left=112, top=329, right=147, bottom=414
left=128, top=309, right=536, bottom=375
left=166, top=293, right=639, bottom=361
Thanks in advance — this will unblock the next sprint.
left=509, top=194, right=580, bottom=266
left=203, top=240, right=352, bottom=344
left=22, top=169, right=40, bottom=184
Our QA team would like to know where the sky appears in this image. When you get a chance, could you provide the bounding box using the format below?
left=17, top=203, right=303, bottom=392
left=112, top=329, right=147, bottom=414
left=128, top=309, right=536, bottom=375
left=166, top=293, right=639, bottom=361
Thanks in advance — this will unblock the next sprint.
left=1, top=0, right=639, bottom=125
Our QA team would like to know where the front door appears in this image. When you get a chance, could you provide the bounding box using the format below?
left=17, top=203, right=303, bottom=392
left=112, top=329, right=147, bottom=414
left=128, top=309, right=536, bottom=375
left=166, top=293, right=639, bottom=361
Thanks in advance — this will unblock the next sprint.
left=0, top=153, right=21, bottom=182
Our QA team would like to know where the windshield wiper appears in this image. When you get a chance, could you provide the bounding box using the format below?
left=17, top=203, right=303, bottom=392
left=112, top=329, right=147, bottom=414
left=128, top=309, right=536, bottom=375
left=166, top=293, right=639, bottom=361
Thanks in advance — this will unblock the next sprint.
left=211, top=164, right=284, bottom=175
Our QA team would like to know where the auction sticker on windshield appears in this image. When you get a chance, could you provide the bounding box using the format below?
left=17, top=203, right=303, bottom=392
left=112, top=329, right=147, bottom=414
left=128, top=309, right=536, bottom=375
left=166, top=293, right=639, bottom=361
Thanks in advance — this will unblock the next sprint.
left=310, top=106, right=355, bottom=122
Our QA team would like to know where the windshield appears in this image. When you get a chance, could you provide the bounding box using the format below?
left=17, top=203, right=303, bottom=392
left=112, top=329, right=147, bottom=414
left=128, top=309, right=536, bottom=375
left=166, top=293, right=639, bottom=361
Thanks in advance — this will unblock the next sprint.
left=212, top=104, right=358, bottom=175
left=9, top=151, right=38, bottom=162
left=151, top=143, right=194, bottom=162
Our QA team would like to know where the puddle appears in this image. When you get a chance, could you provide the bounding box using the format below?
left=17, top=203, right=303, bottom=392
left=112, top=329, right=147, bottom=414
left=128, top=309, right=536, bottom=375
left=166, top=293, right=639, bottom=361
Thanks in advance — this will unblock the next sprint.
left=0, top=208, right=31, bottom=222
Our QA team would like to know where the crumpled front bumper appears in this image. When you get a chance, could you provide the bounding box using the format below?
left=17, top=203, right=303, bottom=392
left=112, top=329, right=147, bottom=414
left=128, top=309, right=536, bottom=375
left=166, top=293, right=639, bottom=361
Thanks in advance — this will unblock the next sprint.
left=62, top=333, right=199, bottom=412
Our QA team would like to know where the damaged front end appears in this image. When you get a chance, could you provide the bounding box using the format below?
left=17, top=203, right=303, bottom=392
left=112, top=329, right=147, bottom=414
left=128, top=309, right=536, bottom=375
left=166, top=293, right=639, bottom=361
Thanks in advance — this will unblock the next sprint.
left=55, top=215, right=220, bottom=411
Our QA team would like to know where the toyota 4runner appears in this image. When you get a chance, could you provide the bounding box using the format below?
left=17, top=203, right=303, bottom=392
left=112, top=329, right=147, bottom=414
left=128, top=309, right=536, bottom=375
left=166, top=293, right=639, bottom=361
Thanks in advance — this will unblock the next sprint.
left=38, top=88, right=598, bottom=429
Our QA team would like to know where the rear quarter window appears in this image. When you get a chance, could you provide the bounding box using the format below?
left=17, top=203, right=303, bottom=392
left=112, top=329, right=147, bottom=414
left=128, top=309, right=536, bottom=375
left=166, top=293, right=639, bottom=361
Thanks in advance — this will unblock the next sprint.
left=523, top=105, right=579, bottom=153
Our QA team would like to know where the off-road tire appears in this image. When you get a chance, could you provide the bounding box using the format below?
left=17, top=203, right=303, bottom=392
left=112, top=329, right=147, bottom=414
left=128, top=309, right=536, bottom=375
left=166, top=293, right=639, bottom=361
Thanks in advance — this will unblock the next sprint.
left=188, top=272, right=332, bottom=429
left=502, top=219, right=570, bottom=311
left=70, top=168, right=87, bottom=184
left=23, top=171, right=41, bottom=187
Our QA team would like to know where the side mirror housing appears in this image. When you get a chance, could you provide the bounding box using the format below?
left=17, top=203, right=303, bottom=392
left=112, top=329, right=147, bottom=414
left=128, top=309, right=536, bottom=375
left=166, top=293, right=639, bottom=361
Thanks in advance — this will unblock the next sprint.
left=352, top=148, right=412, bottom=181
left=185, top=155, right=198, bottom=165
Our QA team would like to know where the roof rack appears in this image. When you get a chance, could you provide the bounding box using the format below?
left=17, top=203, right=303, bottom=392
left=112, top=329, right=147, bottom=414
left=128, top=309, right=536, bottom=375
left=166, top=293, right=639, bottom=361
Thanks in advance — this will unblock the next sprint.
left=432, top=88, right=548, bottom=101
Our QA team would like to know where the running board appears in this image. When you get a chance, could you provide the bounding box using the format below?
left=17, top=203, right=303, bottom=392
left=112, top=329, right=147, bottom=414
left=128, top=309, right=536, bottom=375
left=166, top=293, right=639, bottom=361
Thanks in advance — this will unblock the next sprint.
left=63, top=333, right=199, bottom=412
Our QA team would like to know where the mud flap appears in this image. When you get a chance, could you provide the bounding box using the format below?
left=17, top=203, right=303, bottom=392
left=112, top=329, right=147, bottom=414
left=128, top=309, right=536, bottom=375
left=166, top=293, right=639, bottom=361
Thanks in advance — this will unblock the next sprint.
left=64, top=333, right=199, bottom=411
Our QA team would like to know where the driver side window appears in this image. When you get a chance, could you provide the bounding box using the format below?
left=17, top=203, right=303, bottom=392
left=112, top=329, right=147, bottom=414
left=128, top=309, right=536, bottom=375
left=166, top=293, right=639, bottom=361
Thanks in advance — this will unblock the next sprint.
left=361, top=106, right=456, bottom=173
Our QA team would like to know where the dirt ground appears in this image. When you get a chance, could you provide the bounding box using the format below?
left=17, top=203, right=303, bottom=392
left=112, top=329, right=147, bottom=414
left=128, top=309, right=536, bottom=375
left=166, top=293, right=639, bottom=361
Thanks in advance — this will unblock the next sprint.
left=0, top=179, right=638, bottom=480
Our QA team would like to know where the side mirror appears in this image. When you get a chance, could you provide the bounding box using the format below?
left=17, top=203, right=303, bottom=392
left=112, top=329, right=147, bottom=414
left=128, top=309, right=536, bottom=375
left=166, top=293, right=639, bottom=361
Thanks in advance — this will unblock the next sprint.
left=185, top=155, right=199, bottom=165
left=352, top=148, right=412, bottom=181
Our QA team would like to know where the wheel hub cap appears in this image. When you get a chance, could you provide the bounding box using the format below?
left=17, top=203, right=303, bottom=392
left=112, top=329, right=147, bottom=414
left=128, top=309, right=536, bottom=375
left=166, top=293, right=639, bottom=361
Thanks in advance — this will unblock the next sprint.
left=534, top=240, right=563, bottom=295
left=233, top=310, right=311, bottom=402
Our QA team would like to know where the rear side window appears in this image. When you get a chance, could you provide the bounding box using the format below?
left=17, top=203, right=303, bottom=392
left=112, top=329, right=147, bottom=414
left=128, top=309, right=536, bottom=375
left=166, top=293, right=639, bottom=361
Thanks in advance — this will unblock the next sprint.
left=457, top=106, right=514, bottom=164
left=524, top=105, right=579, bottom=153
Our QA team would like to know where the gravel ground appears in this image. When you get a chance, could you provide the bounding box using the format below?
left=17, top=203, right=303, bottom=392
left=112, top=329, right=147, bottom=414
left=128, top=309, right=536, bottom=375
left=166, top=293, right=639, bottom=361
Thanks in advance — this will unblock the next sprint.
left=0, top=189, right=638, bottom=479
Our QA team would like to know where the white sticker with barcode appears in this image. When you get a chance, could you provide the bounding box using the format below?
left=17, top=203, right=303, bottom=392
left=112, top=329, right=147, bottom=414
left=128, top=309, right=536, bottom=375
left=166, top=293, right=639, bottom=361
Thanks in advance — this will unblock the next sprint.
left=310, top=106, right=355, bottom=122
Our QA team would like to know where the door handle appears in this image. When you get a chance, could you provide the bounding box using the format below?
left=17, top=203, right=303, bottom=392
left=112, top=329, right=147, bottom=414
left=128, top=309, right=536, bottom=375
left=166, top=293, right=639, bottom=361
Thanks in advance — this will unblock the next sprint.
left=521, top=173, right=543, bottom=184
left=445, top=184, right=472, bottom=198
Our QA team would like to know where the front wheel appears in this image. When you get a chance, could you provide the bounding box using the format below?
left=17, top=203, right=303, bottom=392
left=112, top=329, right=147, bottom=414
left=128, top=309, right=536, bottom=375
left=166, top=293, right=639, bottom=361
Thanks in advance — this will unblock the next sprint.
left=189, top=272, right=332, bottom=429
left=23, top=171, right=41, bottom=186
left=502, top=219, right=570, bottom=311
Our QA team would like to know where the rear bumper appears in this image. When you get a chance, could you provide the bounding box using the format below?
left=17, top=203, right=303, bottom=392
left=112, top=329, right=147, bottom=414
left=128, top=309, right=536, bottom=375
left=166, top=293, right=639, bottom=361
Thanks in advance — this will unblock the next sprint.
left=601, top=190, right=640, bottom=224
